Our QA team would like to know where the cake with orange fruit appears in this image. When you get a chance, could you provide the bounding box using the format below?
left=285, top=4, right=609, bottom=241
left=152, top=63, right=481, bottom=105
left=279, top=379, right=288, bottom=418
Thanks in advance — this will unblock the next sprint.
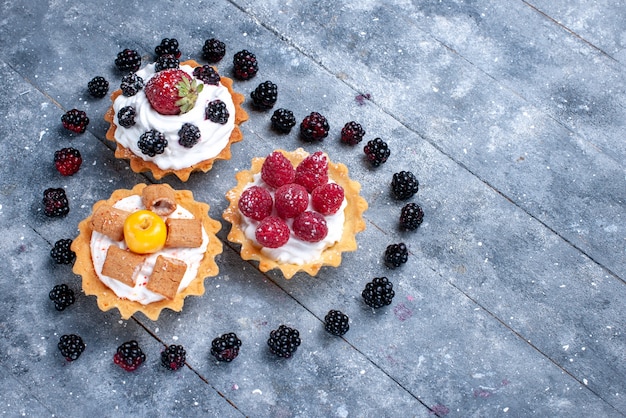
left=223, top=148, right=368, bottom=279
left=72, top=183, right=222, bottom=320
left=104, top=59, right=248, bottom=181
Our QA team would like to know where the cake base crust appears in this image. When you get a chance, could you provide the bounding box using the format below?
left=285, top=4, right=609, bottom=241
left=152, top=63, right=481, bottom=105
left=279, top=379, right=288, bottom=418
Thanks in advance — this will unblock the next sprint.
left=72, top=183, right=223, bottom=320
left=104, top=60, right=248, bottom=182
left=223, top=148, right=368, bottom=279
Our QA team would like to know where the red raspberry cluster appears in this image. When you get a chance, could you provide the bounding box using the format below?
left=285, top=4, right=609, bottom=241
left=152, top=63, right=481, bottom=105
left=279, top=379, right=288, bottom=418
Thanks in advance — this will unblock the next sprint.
left=238, top=151, right=345, bottom=248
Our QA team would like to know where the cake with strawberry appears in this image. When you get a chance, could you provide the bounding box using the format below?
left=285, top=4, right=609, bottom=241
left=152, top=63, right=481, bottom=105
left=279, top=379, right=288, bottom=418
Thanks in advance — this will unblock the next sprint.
left=105, top=59, right=248, bottom=181
left=71, top=183, right=223, bottom=320
left=223, top=149, right=368, bottom=279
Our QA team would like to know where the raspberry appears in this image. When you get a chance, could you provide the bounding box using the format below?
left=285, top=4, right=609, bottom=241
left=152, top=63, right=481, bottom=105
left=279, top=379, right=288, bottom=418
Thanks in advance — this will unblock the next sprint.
left=87, top=76, right=109, bottom=98
left=324, top=310, right=349, bottom=336
left=300, top=112, right=330, bottom=142
left=202, top=38, right=226, bottom=63
left=210, top=332, right=242, bottom=362
left=120, top=72, right=144, bottom=97
left=270, top=108, right=296, bottom=133
left=399, top=202, right=424, bottom=231
left=233, top=49, right=258, bottom=80
left=311, top=183, right=344, bottom=215
left=193, top=65, right=221, bottom=85
left=294, top=151, right=328, bottom=192
left=115, top=48, right=141, bottom=72
left=61, top=109, right=89, bottom=134
left=117, top=106, right=136, bottom=128
left=340, top=121, right=365, bottom=145
left=391, top=171, right=419, bottom=200
left=238, top=186, right=273, bottom=221
left=155, top=38, right=181, bottom=58
left=261, top=151, right=296, bottom=189
left=178, top=123, right=201, bottom=148
left=114, top=340, right=146, bottom=372
left=292, top=211, right=328, bottom=242
left=155, top=53, right=180, bottom=72
left=251, top=80, right=278, bottom=110
left=43, top=188, right=69, bottom=217
left=161, top=344, right=186, bottom=371
left=138, top=129, right=167, bottom=157
left=364, top=138, right=390, bottom=167
left=49, top=284, right=75, bottom=311
left=267, top=325, right=301, bottom=358
left=255, top=216, right=290, bottom=248
left=274, top=183, right=309, bottom=219
left=50, top=238, right=75, bottom=264
left=58, top=334, right=85, bottom=361
left=362, top=277, right=395, bottom=308
left=384, top=243, right=408, bottom=269
left=205, top=100, right=229, bottom=124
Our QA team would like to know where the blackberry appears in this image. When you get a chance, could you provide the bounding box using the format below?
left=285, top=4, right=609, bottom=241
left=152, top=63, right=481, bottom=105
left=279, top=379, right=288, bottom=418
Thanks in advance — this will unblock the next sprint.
left=324, top=310, right=349, bottom=336
left=340, top=121, right=365, bottom=145
left=155, top=38, right=181, bottom=58
left=161, top=344, right=186, bottom=371
left=114, top=340, right=146, bottom=372
left=250, top=80, right=278, bottom=110
left=61, top=109, right=89, bottom=134
left=58, top=334, right=85, bottom=361
left=399, top=202, right=424, bottom=231
left=49, top=284, right=75, bottom=311
left=362, top=277, right=395, bottom=309
left=391, top=171, right=419, bottom=200
left=115, top=48, right=142, bottom=72
left=210, top=332, right=242, bottom=362
left=54, top=147, right=82, bottom=176
left=120, top=72, right=144, bottom=97
left=117, top=105, right=136, bottom=128
left=233, top=49, right=258, bottom=80
left=138, top=130, right=167, bottom=157
left=202, top=38, right=226, bottom=63
left=50, top=238, right=75, bottom=264
left=205, top=100, right=229, bottom=124
left=87, top=76, right=109, bottom=98
left=43, top=188, right=69, bottom=217
left=267, top=325, right=301, bottom=358
left=155, top=54, right=180, bottom=72
left=270, top=108, right=296, bottom=133
left=300, top=111, right=330, bottom=142
left=178, top=123, right=201, bottom=148
left=193, top=64, right=221, bottom=85
left=384, top=243, right=408, bottom=269
left=364, top=138, right=390, bottom=167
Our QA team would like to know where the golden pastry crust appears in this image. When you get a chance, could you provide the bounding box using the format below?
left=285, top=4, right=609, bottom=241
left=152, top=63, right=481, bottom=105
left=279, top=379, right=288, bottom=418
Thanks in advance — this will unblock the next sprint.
left=72, top=183, right=223, bottom=320
left=104, top=60, right=248, bottom=182
left=223, top=148, right=368, bottom=279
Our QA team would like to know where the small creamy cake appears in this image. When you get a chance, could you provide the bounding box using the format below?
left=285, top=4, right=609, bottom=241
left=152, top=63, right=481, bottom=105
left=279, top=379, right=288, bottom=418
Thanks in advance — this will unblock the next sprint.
left=72, top=183, right=222, bottom=320
left=223, top=148, right=368, bottom=279
left=104, top=60, right=248, bottom=181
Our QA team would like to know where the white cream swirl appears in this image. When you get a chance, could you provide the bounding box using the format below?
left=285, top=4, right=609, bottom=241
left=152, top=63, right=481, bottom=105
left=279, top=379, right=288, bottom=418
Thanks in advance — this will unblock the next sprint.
left=111, top=63, right=236, bottom=170
left=240, top=174, right=346, bottom=265
left=90, top=195, right=209, bottom=305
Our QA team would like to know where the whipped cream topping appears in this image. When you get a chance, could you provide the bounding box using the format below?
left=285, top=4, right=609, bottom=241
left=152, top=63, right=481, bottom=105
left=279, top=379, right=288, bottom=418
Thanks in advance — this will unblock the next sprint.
left=90, top=195, right=209, bottom=305
left=240, top=174, right=347, bottom=265
left=112, top=63, right=236, bottom=170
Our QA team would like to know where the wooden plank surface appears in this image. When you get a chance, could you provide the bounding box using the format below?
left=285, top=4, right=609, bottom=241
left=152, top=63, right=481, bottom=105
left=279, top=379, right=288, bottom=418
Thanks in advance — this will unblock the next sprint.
left=0, top=0, right=624, bottom=417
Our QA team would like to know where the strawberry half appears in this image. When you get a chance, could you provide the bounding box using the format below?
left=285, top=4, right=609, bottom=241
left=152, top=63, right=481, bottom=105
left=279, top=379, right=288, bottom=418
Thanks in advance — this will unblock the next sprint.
left=145, top=69, right=203, bottom=115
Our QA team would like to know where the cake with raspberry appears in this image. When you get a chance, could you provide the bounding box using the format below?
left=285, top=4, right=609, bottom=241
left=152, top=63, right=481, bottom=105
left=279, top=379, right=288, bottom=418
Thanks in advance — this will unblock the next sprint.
left=71, top=183, right=222, bottom=320
left=104, top=59, right=248, bottom=181
left=223, top=148, right=368, bottom=279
